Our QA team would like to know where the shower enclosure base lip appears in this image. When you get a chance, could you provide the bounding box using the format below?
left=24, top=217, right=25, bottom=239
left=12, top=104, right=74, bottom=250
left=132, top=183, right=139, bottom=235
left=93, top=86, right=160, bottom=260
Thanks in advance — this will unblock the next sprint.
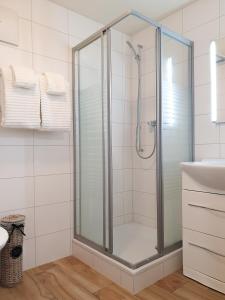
left=72, top=239, right=182, bottom=294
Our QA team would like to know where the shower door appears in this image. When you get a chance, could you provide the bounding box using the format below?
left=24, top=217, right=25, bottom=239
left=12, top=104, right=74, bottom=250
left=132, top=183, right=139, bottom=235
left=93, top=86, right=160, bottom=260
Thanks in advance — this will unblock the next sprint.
left=160, top=31, right=193, bottom=251
left=74, top=31, right=112, bottom=251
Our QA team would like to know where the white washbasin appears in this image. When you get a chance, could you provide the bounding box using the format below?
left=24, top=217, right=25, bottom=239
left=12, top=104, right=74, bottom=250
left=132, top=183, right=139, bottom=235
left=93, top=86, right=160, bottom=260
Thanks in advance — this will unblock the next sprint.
left=181, top=159, right=225, bottom=191
left=0, top=226, right=8, bottom=251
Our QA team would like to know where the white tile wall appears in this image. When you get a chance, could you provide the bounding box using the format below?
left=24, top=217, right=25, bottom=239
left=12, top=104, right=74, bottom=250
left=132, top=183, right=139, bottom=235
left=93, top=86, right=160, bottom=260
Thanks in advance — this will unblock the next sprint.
left=0, top=177, right=34, bottom=211
left=35, top=174, right=70, bottom=206
left=0, top=0, right=101, bottom=270
left=31, top=0, right=68, bottom=33
left=36, top=229, right=71, bottom=265
left=32, top=23, right=69, bottom=61
left=0, top=146, right=33, bottom=178
left=182, top=0, right=220, bottom=32
left=35, top=202, right=70, bottom=236
left=0, top=0, right=31, bottom=19
left=34, top=146, right=70, bottom=175
left=160, top=0, right=225, bottom=160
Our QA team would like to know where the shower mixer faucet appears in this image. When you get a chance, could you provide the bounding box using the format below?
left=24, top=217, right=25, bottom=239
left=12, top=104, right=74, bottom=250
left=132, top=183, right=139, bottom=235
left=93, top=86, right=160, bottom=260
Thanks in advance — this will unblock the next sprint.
left=147, top=120, right=157, bottom=132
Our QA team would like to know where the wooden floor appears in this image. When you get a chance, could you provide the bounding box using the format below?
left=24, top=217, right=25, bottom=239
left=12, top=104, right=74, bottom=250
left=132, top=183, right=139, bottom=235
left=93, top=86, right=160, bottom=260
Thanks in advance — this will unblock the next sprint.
left=0, top=256, right=225, bottom=300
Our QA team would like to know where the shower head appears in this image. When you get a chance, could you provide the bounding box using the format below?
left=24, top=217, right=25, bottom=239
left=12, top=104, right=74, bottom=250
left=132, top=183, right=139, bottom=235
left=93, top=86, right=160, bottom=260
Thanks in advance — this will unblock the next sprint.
left=126, top=41, right=137, bottom=56
left=126, top=41, right=142, bottom=61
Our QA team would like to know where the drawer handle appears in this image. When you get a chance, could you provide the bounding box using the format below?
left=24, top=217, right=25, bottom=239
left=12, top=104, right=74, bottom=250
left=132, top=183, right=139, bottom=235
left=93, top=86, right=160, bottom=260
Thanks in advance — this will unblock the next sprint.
left=188, top=203, right=225, bottom=213
left=189, top=242, right=225, bottom=258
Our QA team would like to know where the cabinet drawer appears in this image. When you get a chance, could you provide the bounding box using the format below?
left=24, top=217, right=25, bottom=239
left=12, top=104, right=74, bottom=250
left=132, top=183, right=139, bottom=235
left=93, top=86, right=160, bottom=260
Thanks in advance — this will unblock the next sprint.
left=182, top=190, right=225, bottom=238
left=183, top=229, right=225, bottom=283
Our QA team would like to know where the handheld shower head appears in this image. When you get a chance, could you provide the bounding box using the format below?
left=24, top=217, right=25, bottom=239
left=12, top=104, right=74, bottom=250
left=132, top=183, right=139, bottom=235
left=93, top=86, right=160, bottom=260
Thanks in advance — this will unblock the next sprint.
left=126, top=41, right=142, bottom=61
left=126, top=41, right=137, bottom=56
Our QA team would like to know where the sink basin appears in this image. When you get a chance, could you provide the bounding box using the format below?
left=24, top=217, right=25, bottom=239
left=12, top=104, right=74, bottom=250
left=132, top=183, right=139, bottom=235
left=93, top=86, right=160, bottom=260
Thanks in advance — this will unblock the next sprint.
left=181, top=160, right=225, bottom=192
left=0, top=226, right=8, bottom=251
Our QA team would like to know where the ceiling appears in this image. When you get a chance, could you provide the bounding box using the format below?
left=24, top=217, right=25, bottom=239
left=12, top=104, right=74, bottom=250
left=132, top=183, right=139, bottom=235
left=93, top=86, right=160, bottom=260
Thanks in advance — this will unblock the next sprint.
left=50, top=0, right=194, bottom=32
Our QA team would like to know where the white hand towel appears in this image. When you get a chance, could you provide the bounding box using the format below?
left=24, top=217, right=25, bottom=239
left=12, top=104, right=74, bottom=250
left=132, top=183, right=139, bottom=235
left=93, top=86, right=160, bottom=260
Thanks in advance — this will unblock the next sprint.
left=44, top=72, right=66, bottom=96
left=0, top=67, right=41, bottom=129
left=40, top=74, right=71, bottom=131
left=10, top=65, right=36, bottom=89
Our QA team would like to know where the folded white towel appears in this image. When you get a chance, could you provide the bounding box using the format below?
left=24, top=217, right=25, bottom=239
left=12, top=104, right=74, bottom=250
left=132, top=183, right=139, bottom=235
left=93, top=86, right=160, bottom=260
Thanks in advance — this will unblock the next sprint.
left=44, top=72, right=66, bottom=96
left=0, top=67, right=41, bottom=129
left=10, top=65, right=36, bottom=89
left=40, top=74, right=71, bottom=131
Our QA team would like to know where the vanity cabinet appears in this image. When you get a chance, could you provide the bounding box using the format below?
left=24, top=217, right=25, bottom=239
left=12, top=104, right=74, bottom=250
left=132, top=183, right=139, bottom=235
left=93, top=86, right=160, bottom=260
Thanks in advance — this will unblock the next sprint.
left=182, top=170, right=225, bottom=294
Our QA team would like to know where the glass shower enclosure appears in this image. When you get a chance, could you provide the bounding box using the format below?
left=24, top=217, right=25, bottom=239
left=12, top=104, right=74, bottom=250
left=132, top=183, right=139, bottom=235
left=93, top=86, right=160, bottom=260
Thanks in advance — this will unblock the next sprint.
left=72, top=10, right=193, bottom=269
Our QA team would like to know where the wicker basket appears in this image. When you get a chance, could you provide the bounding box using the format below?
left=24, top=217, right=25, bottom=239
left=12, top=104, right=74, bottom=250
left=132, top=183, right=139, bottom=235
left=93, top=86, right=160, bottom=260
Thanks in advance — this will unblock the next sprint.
left=0, top=215, right=25, bottom=287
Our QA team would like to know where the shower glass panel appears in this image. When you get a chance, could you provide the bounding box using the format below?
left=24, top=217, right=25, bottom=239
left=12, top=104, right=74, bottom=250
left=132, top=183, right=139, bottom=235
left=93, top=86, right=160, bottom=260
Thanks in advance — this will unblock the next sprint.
left=75, top=36, right=109, bottom=248
left=161, top=33, right=193, bottom=249
left=110, top=16, right=158, bottom=266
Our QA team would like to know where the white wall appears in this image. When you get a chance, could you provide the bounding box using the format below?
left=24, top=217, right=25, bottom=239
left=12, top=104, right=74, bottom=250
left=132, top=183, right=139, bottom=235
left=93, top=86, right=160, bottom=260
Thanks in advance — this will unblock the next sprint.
left=128, top=0, right=225, bottom=229
left=161, top=0, right=225, bottom=160
left=0, top=0, right=101, bottom=270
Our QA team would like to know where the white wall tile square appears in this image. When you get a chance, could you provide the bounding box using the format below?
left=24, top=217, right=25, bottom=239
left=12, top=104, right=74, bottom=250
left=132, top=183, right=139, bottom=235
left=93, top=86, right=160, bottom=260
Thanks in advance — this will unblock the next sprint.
left=194, top=85, right=211, bottom=115
left=32, top=0, right=68, bottom=33
left=0, top=177, right=34, bottom=211
left=34, top=131, right=70, bottom=146
left=35, top=202, right=70, bottom=236
left=133, top=192, right=156, bottom=219
left=134, top=169, right=156, bottom=194
left=194, top=54, right=210, bottom=86
left=195, top=115, right=219, bottom=144
left=36, top=229, right=71, bottom=265
left=195, top=144, right=220, bottom=160
left=68, top=11, right=101, bottom=39
left=161, top=11, right=183, bottom=33
left=19, top=19, right=32, bottom=52
left=0, top=146, right=33, bottom=178
left=33, top=54, right=69, bottom=80
left=35, top=174, right=70, bottom=206
left=34, top=146, right=70, bottom=175
left=183, top=0, right=219, bottom=32
left=0, top=0, right=31, bottom=19
left=184, top=19, right=219, bottom=57
left=32, top=23, right=69, bottom=61
left=0, top=45, right=33, bottom=67
left=111, top=29, right=123, bottom=53
left=0, top=128, right=33, bottom=145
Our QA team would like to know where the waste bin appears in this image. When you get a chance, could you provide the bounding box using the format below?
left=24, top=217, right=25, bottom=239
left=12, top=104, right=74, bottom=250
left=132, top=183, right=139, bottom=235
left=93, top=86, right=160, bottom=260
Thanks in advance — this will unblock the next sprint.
left=0, top=215, right=25, bottom=287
